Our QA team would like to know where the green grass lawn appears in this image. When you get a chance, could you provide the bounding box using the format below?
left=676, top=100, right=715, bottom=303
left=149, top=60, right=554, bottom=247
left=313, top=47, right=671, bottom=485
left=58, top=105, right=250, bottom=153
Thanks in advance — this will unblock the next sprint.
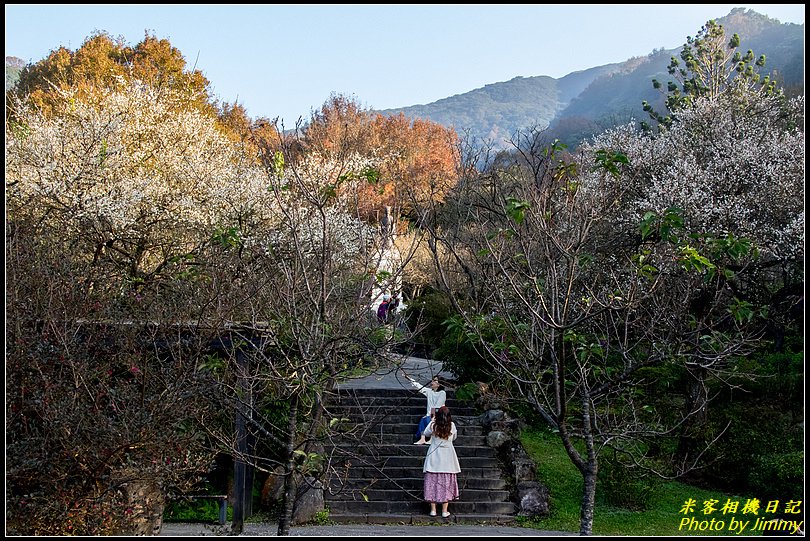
left=517, top=428, right=775, bottom=536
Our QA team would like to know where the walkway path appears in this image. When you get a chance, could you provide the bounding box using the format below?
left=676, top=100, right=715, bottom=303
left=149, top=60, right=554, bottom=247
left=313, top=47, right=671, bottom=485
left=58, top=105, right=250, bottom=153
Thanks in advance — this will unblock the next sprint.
left=160, top=521, right=572, bottom=536
left=336, top=353, right=453, bottom=391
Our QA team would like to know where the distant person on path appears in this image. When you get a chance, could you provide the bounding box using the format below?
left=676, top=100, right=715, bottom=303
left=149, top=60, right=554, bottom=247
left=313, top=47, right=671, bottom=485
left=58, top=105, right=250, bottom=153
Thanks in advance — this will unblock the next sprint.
left=422, top=405, right=460, bottom=518
left=402, top=370, right=446, bottom=445
left=385, top=294, right=400, bottom=323
left=376, top=295, right=390, bottom=323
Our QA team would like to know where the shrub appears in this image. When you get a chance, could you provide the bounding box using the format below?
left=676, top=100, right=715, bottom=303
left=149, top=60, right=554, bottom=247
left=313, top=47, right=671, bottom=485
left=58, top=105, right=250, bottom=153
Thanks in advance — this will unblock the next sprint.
left=454, top=382, right=480, bottom=402
left=747, top=451, right=804, bottom=501
left=403, top=290, right=454, bottom=358
left=597, top=452, right=659, bottom=511
left=164, top=498, right=229, bottom=523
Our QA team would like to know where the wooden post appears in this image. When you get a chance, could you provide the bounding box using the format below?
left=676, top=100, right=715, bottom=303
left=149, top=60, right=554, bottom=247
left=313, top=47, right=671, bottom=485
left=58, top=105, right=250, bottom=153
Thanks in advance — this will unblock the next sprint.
left=231, top=342, right=254, bottom=532
left=218, top=497, right=227, bottom=525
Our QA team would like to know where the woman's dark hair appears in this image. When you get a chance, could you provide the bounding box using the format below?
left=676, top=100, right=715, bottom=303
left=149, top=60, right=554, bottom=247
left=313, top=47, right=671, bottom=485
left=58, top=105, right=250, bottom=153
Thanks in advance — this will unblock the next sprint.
left=433, top=406, right=452, bottom=439
left=432, top=376, right=445, bottom=392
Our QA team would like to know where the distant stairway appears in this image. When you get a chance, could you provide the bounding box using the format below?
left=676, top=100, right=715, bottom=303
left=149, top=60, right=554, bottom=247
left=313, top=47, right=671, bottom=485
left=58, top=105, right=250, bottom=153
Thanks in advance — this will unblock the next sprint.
left=322, top=387, right=516, bottom=524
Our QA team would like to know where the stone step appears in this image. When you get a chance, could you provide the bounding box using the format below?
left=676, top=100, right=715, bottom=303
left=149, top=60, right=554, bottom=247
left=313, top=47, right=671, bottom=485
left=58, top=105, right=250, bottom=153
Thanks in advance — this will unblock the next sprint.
left=327, top=404, right=479, bottom=416
left=326, top=488, right=511, bottom=503
left=330, top=388, right=460, bottom=399
left=331, top=443, right=496, bottom=457
left=332, top=432, right=486, bottom=450
left=328, top=466, right=505, bottom=480
left=328, top=400, right=475, bottom=409
left=326, top=500, right=517, bottom=515
left=326, top=395, right=471, bottom=407
left=328, top=415, right=481, bottom=427
left=330, top=422, right=484, bottom=437
left=327, top=476, right=508, bottom=491
left=325, top=513, right=516, bottom=525
left=331, top=411, right=480, bottom=419
left=323, top=384, right=515, bottom=523
left=327, top=392, right=468, bottom=401
left=326, top=410, right=481, bottom=428
left=328, top=416, right=484, bottom=429
left=329, top=455, right=499, bottom=468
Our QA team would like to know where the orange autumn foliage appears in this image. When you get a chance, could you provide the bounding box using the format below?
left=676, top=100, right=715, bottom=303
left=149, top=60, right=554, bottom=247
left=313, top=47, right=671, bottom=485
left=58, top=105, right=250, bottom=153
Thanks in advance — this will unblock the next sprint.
left=304, top=94, right=459, bottom=224
left=10, top=31, right=215, bottom=120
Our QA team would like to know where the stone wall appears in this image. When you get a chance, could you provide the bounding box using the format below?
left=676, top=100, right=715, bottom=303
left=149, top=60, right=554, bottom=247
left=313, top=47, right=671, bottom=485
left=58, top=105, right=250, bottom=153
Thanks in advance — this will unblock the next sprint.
left=477, top=400, right=550, bottom=518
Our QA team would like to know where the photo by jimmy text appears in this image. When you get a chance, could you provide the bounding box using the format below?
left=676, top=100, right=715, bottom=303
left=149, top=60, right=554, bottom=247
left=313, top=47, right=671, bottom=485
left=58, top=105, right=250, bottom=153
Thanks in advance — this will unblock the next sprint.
left=678, top=498, right=803, bottom=535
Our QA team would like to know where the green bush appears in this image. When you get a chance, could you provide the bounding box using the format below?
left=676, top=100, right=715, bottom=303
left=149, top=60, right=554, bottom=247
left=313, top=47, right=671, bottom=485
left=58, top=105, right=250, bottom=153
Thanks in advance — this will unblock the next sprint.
left=403, top=290, right=454, bottom=358
left=748, top=451, right=804, bottom=501
left=454, top=382, right=480, bottom=402
left=311, top=508, right=330, bottom=524
left=694, top=338, right=804, bottom=496
left=597, top=451, right=659, bottom=511
left=164, top=498, right=231, bottom=523
left=433, top=336, right=490, bottom=382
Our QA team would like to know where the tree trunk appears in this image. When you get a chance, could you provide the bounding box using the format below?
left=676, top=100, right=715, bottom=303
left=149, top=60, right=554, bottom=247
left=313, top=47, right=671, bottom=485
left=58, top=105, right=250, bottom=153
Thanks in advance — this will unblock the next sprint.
left=579, top=394, right=598, bottom=536
left=117, top=479, right=165, bottom=535
left=675, top=367, right=709, bottom=472
left=579, top=465, right=597, bottom=535
left=277, top=392, right=300, bottom=536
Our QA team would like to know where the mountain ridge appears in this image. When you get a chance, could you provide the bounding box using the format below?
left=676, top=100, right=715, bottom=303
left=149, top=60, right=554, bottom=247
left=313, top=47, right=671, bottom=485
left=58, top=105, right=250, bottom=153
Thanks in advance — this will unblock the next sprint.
left=376, top=8, right=804, bottom=149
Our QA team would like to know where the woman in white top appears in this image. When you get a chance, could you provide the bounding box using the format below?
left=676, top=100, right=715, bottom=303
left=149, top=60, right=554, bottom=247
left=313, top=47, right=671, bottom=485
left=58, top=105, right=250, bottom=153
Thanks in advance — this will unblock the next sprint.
left=403, top=371, right=446, bottom=445
left=422, top=406, right=461, bottom=518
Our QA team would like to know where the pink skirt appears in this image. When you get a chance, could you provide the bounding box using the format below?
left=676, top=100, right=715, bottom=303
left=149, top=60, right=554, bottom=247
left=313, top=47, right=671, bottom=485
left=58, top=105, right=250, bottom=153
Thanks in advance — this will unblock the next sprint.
left=423, top=472, right=459, bottom=503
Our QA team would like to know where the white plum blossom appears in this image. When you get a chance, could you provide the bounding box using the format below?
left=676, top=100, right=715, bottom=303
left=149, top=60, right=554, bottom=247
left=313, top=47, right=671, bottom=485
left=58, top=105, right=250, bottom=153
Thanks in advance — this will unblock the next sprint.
left=261, top=204, right=376, bottom=264
left=262, top=151, right=384, bottom=264
left=577, top=95, right=804, bottom=261
left=7, top=80, right=392, bottom=288
left=6, top=80, right=276, bottom=275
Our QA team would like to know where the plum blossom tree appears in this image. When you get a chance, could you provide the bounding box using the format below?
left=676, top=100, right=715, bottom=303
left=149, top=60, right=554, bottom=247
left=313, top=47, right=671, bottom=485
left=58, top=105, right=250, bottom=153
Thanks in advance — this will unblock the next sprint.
left=5, top=78, right=272, bottom=534
left=425, top=141, right=763, bottom=535
left=6, top=71, right=422, bottom=533
left=7, top=77, right=414, bottom=535
left=6, top=79, right=274, bottom=292
left=422, top=65, right=802, bottom=537
left=577, top=90, right=804, bottom=472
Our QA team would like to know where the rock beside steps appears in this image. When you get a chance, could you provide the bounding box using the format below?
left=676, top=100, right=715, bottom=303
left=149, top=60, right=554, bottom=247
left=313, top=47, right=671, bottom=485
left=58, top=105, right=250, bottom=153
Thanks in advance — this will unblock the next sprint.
left=322, top=388, right=516, bottom=524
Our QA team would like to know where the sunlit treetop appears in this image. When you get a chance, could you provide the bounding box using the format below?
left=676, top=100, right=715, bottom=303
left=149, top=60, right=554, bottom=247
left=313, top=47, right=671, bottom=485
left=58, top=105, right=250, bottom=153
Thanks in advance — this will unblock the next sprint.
left=9, top=31, right=216, bottom=120
left=644, top=19, right=782, bottom=131
left=302, top=94, right=460, bottom=224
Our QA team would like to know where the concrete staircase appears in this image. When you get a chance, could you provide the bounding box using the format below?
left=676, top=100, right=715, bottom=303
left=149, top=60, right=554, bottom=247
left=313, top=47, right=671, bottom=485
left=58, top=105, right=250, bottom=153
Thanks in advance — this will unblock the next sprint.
left=322, top=387, right=516, bottom=524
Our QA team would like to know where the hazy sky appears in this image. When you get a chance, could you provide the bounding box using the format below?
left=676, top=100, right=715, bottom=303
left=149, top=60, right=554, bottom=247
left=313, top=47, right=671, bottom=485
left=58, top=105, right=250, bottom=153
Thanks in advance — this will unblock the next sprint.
left=5, top=4, right=805, bottom=125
